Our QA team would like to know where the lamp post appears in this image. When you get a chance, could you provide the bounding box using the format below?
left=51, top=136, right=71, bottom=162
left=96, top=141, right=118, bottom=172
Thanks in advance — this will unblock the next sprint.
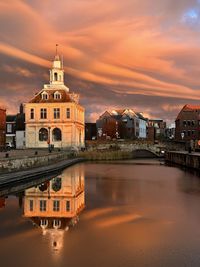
left=48, top=126, right=51, bottom=153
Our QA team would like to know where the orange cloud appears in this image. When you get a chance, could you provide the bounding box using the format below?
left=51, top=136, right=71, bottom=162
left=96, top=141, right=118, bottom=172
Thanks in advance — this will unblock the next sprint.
left=1, top=0, right=200, bottom=121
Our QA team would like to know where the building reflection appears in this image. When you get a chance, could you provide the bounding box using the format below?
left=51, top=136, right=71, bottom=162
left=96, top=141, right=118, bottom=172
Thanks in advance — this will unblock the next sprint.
left=24, top=165, right=85, bottom=251
left=0, top=197, right=5, bottom=209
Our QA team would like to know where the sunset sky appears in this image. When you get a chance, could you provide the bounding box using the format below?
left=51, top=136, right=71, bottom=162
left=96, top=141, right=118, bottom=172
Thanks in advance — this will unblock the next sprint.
left=1, top=0, right=200, bottom=123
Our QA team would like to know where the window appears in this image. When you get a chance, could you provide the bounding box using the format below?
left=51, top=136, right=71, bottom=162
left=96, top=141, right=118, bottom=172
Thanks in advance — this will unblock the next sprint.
left=183, top=120, right=187, bottom=126
left=52, top=128, right=62, bottom=141
left=7, top=124, right=12, bottom=133
left=30, top=108, right=34, bottom=119
left=192, top=120, right=195, bottom=126
left=40, top=200, right=46, bottom=212
left=53, top=200, right=60, bottom=211
left=66, top=108, right=70, bottom=119
left=188, top=130, right=191, bottom=137
left=40, top=219, right=48, bottom=227
left=42, top=92, right=48, bottom=100
left=66, top=201, right=70, bottom=211
left=54, top=72, right=58, bottom=81
left=192, top=130, right=195, bottom=135
left=29, top=200, right=33, bottom=211
left=187, top=120, right=191, bottom=126
left=40, top=108, right=47, bottom=119
left=39, top=128, right=48, bottom=141
left=54, top=92, right=61, bottom=99
left=54, top=219, right=61, bottom=228
left=54, top=108, right=60, bottom=119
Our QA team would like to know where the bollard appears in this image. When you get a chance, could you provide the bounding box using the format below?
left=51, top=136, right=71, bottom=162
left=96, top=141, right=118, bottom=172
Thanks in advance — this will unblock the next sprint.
left=5, top=153, right=9, bottom=158
left=35, top=151, right=38, bottom=155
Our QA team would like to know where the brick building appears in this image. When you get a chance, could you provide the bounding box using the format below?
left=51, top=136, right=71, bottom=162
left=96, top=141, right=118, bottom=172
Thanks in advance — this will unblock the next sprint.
left=96, top=109, right=147, bottom=140
left=175, top=105, right=200, bottom=141
left=96, top=111, right=121, bottom=140
left=85, top=123, right=97, bottom=140
left=0, top=108, right=6, bottom=150
left=147, top=119, right=166, bottom=141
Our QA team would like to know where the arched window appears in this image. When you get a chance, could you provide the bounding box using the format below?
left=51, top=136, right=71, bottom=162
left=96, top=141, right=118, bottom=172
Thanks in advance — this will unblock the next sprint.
left=54, top=72, right=58, bottom=81
left=52, top=128, right=62, bottom=141
left=39, top=128, right=48, bottom=141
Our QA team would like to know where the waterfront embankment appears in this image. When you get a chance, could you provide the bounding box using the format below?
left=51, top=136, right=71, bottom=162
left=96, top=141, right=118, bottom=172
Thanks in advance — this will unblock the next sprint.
left=78, top=150, right=133, bottom=161
left=0, top=158, right=84, bottom=188
left=166, top=151, right=200, bottom=170
left=0, top=149, right=75, bottom=173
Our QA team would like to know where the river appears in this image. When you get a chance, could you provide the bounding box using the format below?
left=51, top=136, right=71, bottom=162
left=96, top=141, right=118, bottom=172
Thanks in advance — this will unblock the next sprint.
left=1, top=159, right=200, bottom=267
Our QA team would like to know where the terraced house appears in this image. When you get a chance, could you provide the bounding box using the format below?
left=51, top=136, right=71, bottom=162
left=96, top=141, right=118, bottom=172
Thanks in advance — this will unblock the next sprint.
left=24, top=52, right=85, bottom=149
left=175, top=104, right=200, bottom=142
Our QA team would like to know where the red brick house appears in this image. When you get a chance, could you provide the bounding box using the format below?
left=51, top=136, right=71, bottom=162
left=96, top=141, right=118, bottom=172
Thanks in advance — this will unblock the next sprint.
left=175, top=105, right=200, bottom=141
left=0, top=108, right=6, bottom=150
left=96, top=111, right=121, bottom=140
left=96, top=109, right=141, bottom=140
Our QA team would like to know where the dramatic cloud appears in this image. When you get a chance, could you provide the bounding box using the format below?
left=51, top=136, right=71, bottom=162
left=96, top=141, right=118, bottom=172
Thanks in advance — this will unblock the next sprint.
left=1, top=0, right=200, bottom=123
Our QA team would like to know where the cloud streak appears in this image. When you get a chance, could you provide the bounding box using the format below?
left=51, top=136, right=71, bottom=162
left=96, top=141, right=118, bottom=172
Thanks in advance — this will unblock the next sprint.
left=1, top=0, right=200, bottom=122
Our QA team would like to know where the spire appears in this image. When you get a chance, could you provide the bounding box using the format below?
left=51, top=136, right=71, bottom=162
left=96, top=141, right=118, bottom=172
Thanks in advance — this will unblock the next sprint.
left=49, top=45, right=64, bottom=85
left=54, top=44, right=60, bottom=61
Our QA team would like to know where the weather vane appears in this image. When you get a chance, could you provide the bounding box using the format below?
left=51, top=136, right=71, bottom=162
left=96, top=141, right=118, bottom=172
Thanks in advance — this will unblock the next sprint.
left=56, top=44, right=58, bottom=55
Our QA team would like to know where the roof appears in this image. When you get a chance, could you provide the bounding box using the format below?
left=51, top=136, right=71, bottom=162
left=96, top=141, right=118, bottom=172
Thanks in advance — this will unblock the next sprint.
left=176, top=104, right=200, bottom=120
left=136, top=112, right=147, bottom=120
left=29, top=89, right=75, bottom=103
left=183, top=104, right=200, bottom=110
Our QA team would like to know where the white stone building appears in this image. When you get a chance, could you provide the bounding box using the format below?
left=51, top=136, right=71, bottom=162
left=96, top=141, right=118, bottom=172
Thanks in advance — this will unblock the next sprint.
left=136, top=113, right=147, bottom=139
left=24, top=53, right=85, bottom=149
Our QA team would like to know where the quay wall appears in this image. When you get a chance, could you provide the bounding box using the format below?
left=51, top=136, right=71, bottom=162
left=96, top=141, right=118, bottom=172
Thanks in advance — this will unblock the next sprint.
left=0, top=152, right=70, bottom=173
left=86, top=140, right=185, bottom=153
left=165, top=151, right=200, bottom=170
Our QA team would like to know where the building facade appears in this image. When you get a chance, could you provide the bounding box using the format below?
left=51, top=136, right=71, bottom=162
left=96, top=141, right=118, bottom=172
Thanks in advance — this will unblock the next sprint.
left=85, top=123, right=97, bottom=140
left=147, top=119, right=166, bottom=141
left=136, top=113, right=147, bottom=139
left=96, top=109, right=146, bottom=140
left=6, top=115, right=16, bottom=148
left=16, top=104, right=26, bottom=149
left=0, top=108, right=6, bottom=150
left=175, top=105, right=200, bottom=141
left=24, top=53, right=85, bottom=149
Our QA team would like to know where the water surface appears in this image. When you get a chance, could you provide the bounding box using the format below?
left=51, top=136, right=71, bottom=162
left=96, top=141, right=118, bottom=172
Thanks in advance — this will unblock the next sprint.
left=1, top=160, right=200, bottom=267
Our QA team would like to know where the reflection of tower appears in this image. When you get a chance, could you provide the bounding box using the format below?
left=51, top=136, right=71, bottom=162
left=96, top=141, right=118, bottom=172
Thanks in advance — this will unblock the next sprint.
left=23, top=165, right=85, bottom=251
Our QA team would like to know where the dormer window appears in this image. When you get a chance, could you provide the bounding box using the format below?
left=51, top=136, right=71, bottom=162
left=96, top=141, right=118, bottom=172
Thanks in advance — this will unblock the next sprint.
left=41, top=91, right=48, bottom=100
left=54, top=91, right=61, bottom=100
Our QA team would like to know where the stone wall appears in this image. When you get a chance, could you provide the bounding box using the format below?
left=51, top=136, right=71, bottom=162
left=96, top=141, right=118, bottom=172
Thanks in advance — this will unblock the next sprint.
left=0, top=152, right=69, bottom=172
left=85, top=140, right=185, bottom=155
left=166, top=151, right=200, bottom=170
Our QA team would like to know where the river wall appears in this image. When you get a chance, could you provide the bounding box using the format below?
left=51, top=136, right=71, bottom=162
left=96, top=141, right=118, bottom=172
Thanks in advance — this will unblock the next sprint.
left=165, top=151, right=200, bottom=170
left=0, top=152, right=70, bottom=173
left=86, top=140, right=185, bottom=153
